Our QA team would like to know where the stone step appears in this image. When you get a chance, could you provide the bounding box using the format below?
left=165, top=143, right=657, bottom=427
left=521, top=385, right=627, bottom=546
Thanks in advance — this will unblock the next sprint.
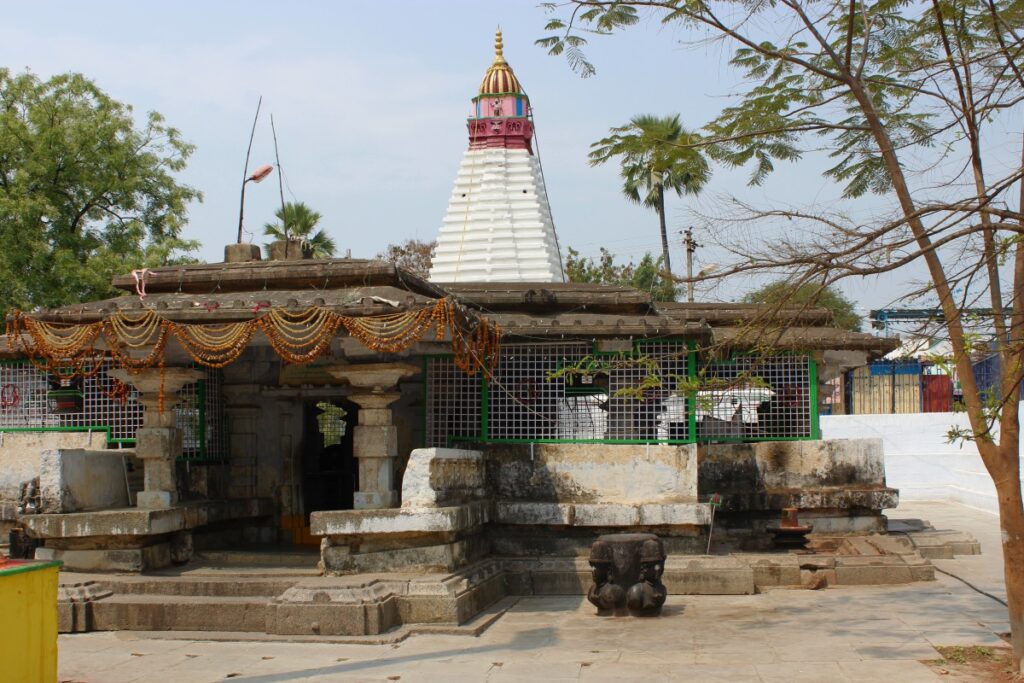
left=93, top=577, right=296, bottom=598
left=90, top=594, right=269, bottom=632
left=192, top=549, right=320, bottom=568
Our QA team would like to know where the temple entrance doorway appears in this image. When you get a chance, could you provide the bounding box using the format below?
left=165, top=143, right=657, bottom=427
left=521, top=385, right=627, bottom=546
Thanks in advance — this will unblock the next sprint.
left=301, top=398, right=359, bottom=515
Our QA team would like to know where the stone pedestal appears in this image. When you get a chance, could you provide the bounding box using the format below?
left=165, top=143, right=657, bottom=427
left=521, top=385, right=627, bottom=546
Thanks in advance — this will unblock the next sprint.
left=326, top=363, right=419, bottom=510
left=109, top=368, right=203, bottom=509
left=224, top=243, right=261, bottom=263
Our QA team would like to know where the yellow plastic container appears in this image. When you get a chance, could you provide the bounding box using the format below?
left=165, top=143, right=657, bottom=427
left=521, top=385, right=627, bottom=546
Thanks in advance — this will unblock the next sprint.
left=0, top=559, right=61, bottom=683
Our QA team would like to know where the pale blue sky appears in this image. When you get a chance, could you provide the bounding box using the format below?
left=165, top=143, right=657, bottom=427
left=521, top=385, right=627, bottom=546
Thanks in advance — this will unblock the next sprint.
left=3, top=1, right=1018, bottom=314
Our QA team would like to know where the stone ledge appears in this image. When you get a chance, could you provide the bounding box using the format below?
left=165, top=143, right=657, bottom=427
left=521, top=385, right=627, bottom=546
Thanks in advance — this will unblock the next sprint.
left=711, top=487, right=899, bottom=512
left=902, top=529, right=982, bottom=559
left=311, top=501, right=490, bottom=537
left=22, top=498, right=273, bottom=539
left=492, top=501, right=710, bottom=527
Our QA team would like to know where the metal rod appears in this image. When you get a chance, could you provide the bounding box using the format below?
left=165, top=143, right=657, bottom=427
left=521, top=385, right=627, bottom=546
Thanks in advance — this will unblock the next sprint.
left=706, top=502, right=716, bottom=555
left=683, top=228, right=701, bottom=303
left=237, top=95, right=263, bottom=243
left=270, top=114, right=287, bottom=241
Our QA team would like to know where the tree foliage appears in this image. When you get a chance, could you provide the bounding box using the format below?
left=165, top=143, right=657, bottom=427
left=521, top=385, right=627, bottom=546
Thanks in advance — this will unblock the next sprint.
left=565, top=247, right=677, bottom=301
left=0, top=69, right=200, bottom=313
left=376, top=239, right=436, bottom=278
left=263, top=201, right=336, bottom=259
left=743, top=281, right=862, bottom=331
left=541, top=0, right=1024, bottom=667
left=589, top=114, right=709, bottom=275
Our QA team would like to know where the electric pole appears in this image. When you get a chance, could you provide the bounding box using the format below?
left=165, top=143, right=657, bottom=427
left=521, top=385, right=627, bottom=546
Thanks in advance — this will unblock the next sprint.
left=682, top=228, right=701, bottom=303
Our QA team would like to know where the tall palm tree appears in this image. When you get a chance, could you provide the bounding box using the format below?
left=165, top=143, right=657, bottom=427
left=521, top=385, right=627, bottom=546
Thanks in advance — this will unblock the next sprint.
left=263, top=201, right=337, bottom=258
left=589, top=114, right=709, bottom=277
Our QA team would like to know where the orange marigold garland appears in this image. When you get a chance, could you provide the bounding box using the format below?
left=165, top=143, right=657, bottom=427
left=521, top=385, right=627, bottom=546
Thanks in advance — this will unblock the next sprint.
left=5, top=297, right=500, bottom=378
left=171, top=321, right=258, bottom=368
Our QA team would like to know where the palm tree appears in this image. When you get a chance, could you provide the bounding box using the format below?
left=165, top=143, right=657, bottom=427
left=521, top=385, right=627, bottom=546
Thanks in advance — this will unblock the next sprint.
left=589, top=114, right=709, bottom=277
left=263, top=201, right=337, bottom=258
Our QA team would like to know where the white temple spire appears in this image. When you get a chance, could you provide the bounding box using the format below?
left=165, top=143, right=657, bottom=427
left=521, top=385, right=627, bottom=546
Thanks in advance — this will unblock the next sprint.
left=428, top=30, right=565, bottom=284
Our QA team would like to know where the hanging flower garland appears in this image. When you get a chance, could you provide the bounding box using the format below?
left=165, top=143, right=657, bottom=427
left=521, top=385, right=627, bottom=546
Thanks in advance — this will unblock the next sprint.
left=6, top=297, right=500, bottom=378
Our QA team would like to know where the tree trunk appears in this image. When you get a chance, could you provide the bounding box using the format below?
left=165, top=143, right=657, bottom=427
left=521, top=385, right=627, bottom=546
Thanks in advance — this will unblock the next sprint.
left=657, top=184, right=672, bottom=278
left=995, top=447, right=1024, bottom=671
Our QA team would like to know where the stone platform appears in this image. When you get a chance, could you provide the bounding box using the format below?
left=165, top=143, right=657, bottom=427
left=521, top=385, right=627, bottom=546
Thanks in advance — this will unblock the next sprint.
left=55, top=524, right=972, bottom=637
left=25, top=498, right=274, bottom=572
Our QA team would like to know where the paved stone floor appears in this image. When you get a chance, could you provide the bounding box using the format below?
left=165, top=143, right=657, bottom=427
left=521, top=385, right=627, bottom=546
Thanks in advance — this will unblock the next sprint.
left=58, top=502, right=1011, bottom=682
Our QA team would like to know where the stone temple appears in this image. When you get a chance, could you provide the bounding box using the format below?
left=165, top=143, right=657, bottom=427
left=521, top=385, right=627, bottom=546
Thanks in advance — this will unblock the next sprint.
left=0, top=32, right=952, bottom=638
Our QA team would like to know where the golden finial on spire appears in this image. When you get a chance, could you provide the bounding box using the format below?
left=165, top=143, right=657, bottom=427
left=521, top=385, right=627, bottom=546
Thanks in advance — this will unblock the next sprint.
left=494, top=27, right=505, bottom=64
left=479, top=26, right=522, bottom=96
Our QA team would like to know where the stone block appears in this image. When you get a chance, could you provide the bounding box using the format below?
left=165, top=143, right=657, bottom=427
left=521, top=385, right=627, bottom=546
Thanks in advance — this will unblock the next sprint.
left=38, top=449, right=129, bottom=513
left=321, top=538, right=480, bottom=574
left=741, top=553, right=802, bottom=587
left=135, top=427, right=182, bottom=461
left=638, top=503, right=711, bottom=526
left=494, top=501, right=573, bottom=525
left=573, top=503, right=639, bottom=527
left=833, top=556, right=914, bottom=585
left=353, top=489, right=398, bottom=510
left=57, top=580, right=112, bottom=633
left=311, top=501, right=489, bottom=536
left=137, top=490, right=177, bottom=509
left=36, top=543, right=171, bottom=572
left=401, top=448, right=485, bottom=508
left=353, top=425, right=398, bottom=458
left=268, top=589, right=401, bottom=636
left=664, top=556, right=755, bottom=594
left=483, top=442, right=699, bottom=505
left=359, top=408, right=393, bottom=426
left=904, top=530, right=981, bottom=558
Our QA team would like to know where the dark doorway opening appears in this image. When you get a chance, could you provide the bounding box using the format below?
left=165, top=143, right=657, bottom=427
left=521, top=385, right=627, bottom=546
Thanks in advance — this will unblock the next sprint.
left=301, top=398, right=359, bottom=514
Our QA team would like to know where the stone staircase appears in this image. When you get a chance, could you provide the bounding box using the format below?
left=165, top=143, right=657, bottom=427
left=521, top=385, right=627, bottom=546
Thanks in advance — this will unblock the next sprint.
left=57, top=530, right=980, bottom=638
left=61, top=549, right=320, bottom=634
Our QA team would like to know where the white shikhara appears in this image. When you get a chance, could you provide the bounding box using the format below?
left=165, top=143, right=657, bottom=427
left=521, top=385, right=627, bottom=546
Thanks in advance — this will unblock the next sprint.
left=429, top=146, right=565, bottom=283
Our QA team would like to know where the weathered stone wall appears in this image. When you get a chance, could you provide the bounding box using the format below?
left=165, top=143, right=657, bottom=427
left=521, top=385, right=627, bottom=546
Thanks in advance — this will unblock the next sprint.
left=481, top=443, right=699, bottom=504
left=697, top=438, right=896, bottom=540
left=0, top=432, right=102, bottom=519
left=699, top=438, right=886, bottom=495
left=38, top=449, right=130, bottom=513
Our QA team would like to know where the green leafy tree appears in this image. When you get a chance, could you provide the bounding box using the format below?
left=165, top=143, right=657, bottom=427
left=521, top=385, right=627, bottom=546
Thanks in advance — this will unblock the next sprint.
left=565, top=247, right=676, bottom=301
left=263, top=201, right=336, bottom=259
left=540, top=0, right=1024, bottom=668
left=0, top=69, right=200, bottom=313
left=744, top=281, right=862, bottom=331
left=376, top=239, right=435, bottom=278
left=588, top=114, right=709, bottom=277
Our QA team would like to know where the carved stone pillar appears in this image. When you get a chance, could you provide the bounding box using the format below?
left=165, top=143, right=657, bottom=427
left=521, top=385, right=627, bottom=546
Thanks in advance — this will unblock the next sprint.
left=327, top=363, right=418, bottom=510
left=110, top=368, right=203, bottom=509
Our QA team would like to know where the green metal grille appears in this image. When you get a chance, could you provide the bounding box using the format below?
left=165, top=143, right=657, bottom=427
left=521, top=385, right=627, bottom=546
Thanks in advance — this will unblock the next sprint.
left=426, top=344, right=819, bottom=446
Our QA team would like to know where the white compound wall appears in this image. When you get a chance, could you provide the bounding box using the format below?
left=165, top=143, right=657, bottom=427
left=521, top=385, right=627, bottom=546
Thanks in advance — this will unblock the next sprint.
left=822, top=407, right=1024, bottom=514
